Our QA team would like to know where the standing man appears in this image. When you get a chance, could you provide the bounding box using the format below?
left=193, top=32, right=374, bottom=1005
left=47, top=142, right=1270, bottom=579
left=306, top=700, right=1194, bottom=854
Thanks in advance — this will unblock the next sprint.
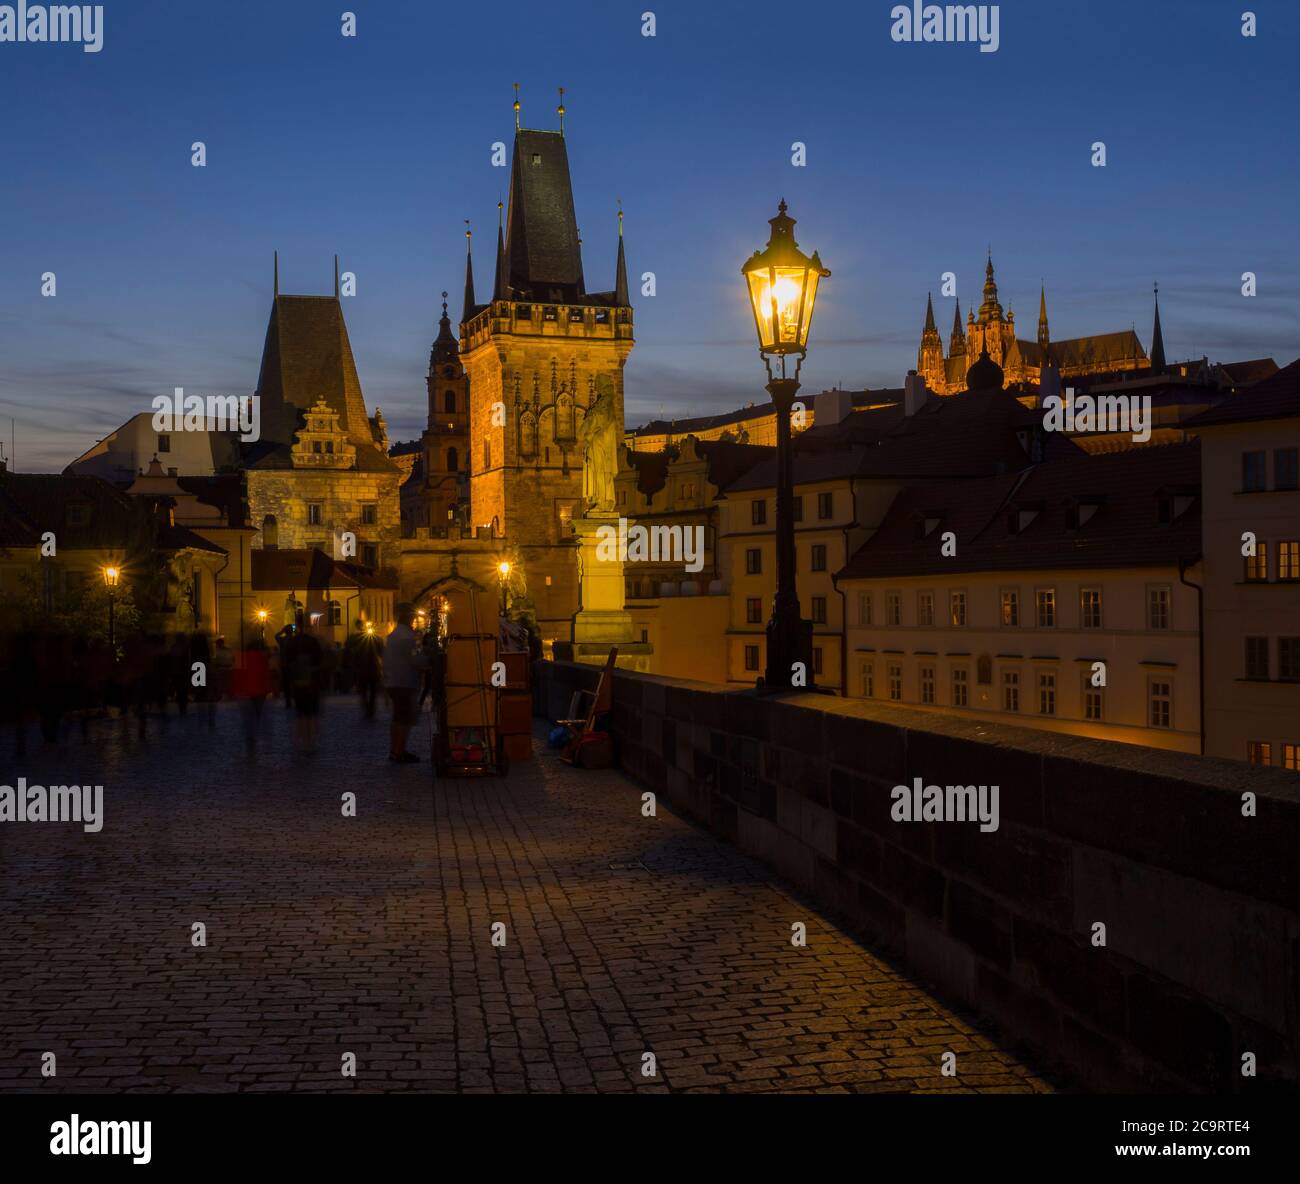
left=383, top=603, right=427, bottom=764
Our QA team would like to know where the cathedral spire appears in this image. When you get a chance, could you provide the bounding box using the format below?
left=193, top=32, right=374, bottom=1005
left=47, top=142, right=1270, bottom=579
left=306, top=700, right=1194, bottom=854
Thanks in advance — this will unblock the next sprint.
left=615, top=204, right=629, bottom=306
left=950, top=298, right=965, bottom=355
left=1037, top=283, right=1050, bottom=350
left=924, top=292, right=937, bottom=333
left=979, top=252, right=1003, bottom=322
left=1150, top=282, right=1166, bottom=373
left=493, top=202, right=507, bottom=301
left=462, top=223, right=476, bottom=322
left=273, top=250, right=279, bottom=297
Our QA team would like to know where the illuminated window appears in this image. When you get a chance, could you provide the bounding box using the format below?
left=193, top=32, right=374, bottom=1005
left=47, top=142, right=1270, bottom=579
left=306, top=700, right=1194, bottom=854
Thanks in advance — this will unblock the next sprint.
left=949, top=590, right=967, bottom=627
left=1000, top=589, right=1019, bottom=627
left=1279, top=541, right=1300, bottom=581
left=1245, top=542, right=1268, bottom=582
left=1036, top=588, right=1056, bottom=627
left=1246, top=741, right=1272, bottom=767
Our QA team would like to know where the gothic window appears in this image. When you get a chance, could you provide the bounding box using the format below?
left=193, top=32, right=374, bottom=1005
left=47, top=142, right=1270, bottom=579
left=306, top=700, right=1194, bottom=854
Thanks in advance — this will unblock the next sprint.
left=262, top=515, right=278, bottom=549
left=444, top=390, right=456, bottom=413
left=447, top=447, right=458, bottom=472
left=556, top=392, right=575, bottom=441
left=483, top=440, right=491, bottom=470
left=520, top=411, right=538, bottom=458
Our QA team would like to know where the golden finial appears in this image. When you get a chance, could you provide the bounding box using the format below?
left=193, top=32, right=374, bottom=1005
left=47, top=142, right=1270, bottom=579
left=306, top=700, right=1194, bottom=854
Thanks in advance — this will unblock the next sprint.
left=498, top=199, right=504, bottom=228
left=618, top=198, right=623, bottom=237
left=513, top=82, right=520, bottom=131
left=557, top=86, right=565, bottom=135
left=464, top=219, right=471, bottom=245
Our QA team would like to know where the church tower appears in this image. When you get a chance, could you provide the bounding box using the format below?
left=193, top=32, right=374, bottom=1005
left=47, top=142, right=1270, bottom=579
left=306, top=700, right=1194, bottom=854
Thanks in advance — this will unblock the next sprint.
left=949, top=298, right=966, bottom=360
left=918, top=293, right=944, bottom=389
left=458, top=95, right=634, bottom=637
left=417, top=292, right=469, bottom=530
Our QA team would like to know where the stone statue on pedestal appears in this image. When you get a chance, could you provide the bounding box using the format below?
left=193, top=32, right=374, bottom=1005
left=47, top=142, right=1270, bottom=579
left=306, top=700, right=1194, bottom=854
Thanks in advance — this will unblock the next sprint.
left=578, top=376, right=619, bottom=514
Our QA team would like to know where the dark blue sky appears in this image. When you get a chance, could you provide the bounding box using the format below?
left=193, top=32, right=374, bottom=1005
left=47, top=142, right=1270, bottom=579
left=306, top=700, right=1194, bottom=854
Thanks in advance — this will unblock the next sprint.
left=2, top=0, right=1297, bottom=469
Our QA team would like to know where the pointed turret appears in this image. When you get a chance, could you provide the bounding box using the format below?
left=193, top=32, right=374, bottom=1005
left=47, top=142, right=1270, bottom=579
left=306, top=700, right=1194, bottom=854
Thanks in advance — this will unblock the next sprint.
left=1037, top=284, right=1050, bottom=351
left=979, top=252, right=1003, bottom=322
left=919, top=292, right=944, bottom=383
left=493, top=203, right=507, bottom=301
left=924, top=292, right=937, bottom=333
left=1150, top=283, right=1166, bottom=373
left=431, top=291, right=458, bottom=370
left=949, top=298, right=966, bottom=357
left=462, top=226, right=476, bottom=322
left=615, top=209, right=629, bottom=306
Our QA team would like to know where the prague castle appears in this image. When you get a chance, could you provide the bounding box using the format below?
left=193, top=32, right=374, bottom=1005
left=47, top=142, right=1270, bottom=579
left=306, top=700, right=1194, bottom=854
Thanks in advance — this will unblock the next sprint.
left=918, top=255, right=1154, bottom=395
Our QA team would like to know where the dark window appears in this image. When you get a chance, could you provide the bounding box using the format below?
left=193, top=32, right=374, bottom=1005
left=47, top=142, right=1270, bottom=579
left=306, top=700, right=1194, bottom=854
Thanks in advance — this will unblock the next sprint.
left=811, top=596, right=827, bottom=624
left=817, top=491, right=834, bottom=520
left=746, top=597, right=762, bottom=624
left=1247, top=741, right=1272, bottom=767
left=308, top=503, right=323, bottom=526
left=751, top=499, right=767, bottom=526
left=157, top=434, right=171, bottom=453
left=1245, top=636, right=1269, bottom=680
left=745, top=548, right=761, bottom=575
left=447, top=447, right=458, bottom=472
left=1280, top=638, right=1300, bottom=681
left=1243, top=450, right=1267, bottom=491
left=744, top=644, right=759, bottom=671
left=444, top=390, right=456, bottom=413
left=517, top=306, right=532, bottom=321
left=811, top=544, right=827, bottom=572
left=792, top=495, right=803, bottom=523
left=812, top=646, right=824, bottom=676
left=362, top=543, right=379, bottom=568
left=1275, top=448, right=1299, bottom=490
left=361, top=504, right=377, bottom=526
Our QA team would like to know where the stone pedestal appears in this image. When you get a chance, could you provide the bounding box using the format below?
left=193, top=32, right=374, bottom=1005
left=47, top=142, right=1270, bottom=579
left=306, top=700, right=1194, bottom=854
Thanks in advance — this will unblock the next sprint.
left=572, top=512, right=653, bottom=672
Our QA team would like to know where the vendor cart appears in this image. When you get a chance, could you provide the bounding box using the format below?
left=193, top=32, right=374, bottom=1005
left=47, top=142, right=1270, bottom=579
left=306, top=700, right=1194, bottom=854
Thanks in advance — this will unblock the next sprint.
left=426, top=573, right=509, bottom=778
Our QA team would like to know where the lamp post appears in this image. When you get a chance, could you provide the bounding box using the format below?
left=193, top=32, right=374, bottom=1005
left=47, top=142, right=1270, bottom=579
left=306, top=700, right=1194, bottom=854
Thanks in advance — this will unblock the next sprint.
left=741, top=200, right=830, bottom=691
left=256, top=608, right=268, bottom=645
left=497, top=560, right=511, bottom=615
left=102, top=565, right=120, bottom=656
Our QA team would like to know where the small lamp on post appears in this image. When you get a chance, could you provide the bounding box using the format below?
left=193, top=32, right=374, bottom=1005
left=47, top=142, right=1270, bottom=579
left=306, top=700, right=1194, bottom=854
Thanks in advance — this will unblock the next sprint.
left=256, top=608, right=268, bottom=645
left=102, top=565, right=120, bottom=657
left=741, top=200, right=829, bottom=691
left=497, top=560, right=512, bottom=615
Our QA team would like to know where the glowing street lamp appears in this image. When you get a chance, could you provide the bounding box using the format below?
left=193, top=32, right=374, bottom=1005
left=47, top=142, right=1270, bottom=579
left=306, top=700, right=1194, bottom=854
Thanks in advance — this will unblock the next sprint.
left=102, top=565, right=120, bottom=655
left=497, top=560, right=512, bottom=614
left=741, top=200, right=830, bottom=691
left=256, top=608, right=269, bottom=643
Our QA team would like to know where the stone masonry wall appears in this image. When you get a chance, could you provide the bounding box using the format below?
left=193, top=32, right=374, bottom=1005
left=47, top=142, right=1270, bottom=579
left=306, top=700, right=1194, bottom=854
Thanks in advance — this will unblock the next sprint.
left=535, top=659, right=1300, bottom=1093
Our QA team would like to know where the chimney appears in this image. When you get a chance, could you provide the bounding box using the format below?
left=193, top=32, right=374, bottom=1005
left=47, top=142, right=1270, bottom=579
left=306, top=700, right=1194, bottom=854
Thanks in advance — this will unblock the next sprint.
left=1039, top=363, right=1062, bottom=408
left=815, top=388, right=852, bottom=427
left=904, top=370, right=928, bottom=416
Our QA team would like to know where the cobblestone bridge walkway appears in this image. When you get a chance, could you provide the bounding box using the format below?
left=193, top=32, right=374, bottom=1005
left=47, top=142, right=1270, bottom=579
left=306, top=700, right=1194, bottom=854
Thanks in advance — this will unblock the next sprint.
left=0, top=699, right=1052, bottom=1093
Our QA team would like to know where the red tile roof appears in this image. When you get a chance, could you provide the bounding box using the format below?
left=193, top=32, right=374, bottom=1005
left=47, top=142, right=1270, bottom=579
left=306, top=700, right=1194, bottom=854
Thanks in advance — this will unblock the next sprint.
left=837, top=440, right=1201, bottom=581
left=1182, top=356, right=1300, bottom=427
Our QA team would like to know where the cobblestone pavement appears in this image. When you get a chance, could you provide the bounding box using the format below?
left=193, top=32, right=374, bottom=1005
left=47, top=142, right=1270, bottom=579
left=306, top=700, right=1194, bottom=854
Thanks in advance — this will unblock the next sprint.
left=0, top=699, right=1053, bottom=1093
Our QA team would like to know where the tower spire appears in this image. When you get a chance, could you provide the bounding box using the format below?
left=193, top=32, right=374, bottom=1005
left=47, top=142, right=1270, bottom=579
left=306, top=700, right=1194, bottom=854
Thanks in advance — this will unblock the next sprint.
left=462, top=222, right=476, bottom=322
left=273, top=249, right=279, bottom=297
left=334, top=254, right=340, bottom=299
left=1150, top=282, right=1166, bottom=373
left=1037, top=283, right=1050, bottom=350
left=493, top=201, right=506, bottom=301
left=615, top=202, right=629, bottom=306
left=924, top=292, right=937, bottom=333
left=979, top=252, right=1002, bottom=322
left=950, top=297, right=965, bottom=355
left=513, top=82, right=520, bottom=131
left=557, top=86, right=566, bottom=135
